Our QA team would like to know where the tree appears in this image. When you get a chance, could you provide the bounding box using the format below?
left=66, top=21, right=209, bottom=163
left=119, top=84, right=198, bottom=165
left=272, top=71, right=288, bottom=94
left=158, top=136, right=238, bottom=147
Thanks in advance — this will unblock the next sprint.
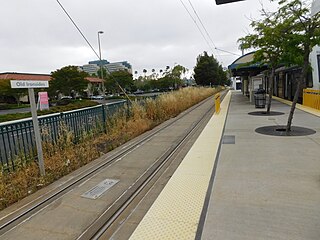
left=156, top=76, right=176, bottom=90
left=238, top=0, right=320, bottom=132
left=171, top=65, right=187, bottom=78
left=238, top=8, right=287, bottom=113
left=0, top=79, right=27, bottom=104
left=194, top=51, right=227, bottom=86
left=274, top=0, right=320, bottom=131
left=97, top=68, right=107, bottom=79
left=105, top=70, right=134, bottom=93
left=218, top=65, right=229, bottom=86
left=143, top=69, right=147, bottom=77
left=50, top=66, right=89, bottom=98
left=133, top=64, right=187, bottom=91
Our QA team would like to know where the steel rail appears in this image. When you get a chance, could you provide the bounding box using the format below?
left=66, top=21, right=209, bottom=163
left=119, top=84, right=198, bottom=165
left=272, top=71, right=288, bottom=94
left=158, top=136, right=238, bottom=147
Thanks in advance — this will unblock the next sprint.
left=0, top=91, right=226, bottom=236
left=80, top=90, right=228, bottom=239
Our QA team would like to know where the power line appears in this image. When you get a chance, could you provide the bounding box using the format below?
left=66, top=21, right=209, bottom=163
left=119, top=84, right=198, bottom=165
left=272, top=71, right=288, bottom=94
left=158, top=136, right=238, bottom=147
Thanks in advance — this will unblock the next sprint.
left=215, top=47, right=240, bottom=56
left=187, top=0, right=240, bottom=56
left=178, top=0, right=216, bottom=54
left=180, top=0, right=240, bottom=57
left=186, top=0, right=221, bottom=59
left=55, top=0, right=132, bottom=102
left=56, top=0, right=100, bottom=59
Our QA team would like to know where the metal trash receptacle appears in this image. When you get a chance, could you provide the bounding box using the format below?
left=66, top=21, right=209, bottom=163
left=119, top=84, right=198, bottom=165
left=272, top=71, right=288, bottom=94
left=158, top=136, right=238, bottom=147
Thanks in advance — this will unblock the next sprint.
left=254, top=89, right=266, bottom=108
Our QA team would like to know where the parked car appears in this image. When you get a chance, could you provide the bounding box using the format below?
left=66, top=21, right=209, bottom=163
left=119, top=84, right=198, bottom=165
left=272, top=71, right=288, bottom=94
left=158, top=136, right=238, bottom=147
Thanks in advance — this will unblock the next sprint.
left=61, top=96, right=72, bottom=99
left=134, top=90, right=144, bottom=94
left=91, top=95, right=104, bottom=100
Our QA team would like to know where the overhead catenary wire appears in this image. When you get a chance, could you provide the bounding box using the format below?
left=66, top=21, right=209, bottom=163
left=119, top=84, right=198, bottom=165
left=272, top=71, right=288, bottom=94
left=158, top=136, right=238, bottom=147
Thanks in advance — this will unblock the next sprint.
left=56, top=0, right=100, bottom=59
left=186, top=0, right=222, bottom=59
left=178, top=0, right=216, bottom=54
left=180, top=0, right=240, bottom=58
left=55, top=0, right=132, bottom=102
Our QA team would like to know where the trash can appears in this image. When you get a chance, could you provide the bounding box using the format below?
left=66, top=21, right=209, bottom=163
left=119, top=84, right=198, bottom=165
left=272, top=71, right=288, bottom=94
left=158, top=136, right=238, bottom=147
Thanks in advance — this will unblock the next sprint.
left=254, top=89, right=266, bottom=108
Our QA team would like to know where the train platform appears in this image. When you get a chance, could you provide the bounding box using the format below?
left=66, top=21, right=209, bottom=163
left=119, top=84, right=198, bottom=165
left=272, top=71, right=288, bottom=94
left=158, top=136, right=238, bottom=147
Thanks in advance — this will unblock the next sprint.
left=130, top=91, right=320, bottom=240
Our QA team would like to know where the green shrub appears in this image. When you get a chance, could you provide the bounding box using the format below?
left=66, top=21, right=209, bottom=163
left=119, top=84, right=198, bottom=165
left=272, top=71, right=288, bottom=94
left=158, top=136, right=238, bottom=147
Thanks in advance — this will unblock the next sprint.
left=0, top=100, right=98, bottom=123
left=0, top=104, right=29, bottom=110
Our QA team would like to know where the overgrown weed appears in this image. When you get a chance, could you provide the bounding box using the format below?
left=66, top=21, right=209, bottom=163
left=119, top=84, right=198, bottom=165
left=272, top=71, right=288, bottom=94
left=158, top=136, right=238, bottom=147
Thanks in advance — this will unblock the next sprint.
left=0, top=87, right=220, bottom=210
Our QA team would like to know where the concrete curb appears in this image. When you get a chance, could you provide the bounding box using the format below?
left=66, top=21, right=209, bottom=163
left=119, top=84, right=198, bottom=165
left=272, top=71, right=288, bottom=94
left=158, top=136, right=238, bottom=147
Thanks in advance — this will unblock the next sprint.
left=273, top=96, right=320, bottom=117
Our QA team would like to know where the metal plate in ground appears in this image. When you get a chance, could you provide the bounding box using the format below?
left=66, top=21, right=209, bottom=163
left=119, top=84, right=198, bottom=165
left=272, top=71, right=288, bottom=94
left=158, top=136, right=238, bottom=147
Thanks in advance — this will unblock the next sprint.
left=222, top=135, right=235, bottom=144
left=248, top=111, right=284, bottom=116
left=81, top=179, right=119, bottom=200
left=255, top=125, right=316, bottom=137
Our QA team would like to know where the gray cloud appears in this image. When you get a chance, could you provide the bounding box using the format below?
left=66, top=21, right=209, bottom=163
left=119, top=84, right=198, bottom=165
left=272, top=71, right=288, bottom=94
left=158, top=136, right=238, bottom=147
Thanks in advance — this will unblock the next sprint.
left=0, top=0, right=278, bottom=75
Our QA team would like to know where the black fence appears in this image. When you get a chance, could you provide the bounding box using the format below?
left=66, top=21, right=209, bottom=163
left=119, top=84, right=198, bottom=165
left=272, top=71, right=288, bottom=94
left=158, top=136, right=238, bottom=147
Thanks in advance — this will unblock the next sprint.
left=0, top=100, right=128, bottom=171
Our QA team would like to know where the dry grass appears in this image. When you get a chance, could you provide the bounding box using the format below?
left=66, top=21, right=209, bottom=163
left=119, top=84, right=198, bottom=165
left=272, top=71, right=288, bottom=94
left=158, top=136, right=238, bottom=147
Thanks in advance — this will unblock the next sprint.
left=0, top=87, right=220, bottom=210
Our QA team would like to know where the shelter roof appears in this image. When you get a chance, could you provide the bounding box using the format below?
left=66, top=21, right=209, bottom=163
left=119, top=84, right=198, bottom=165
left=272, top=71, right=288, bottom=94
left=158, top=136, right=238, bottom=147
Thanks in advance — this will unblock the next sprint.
left=228, top=52, right=268, bottom=76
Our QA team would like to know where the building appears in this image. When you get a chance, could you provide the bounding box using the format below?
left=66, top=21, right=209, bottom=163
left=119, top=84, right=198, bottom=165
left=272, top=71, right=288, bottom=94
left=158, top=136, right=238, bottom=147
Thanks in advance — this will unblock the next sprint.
left=105, top=61, right=132, bottom=74
left=81, top=60, right=132, bottom=76
left=228, top=50, right=317, bottom=104
left=309, top=0, right=320, bottom=90
left=231, top=76, right=242, bottom=90
left=0, top=72, right=103, bottom=99
left=88, top=60, right=110, bottom=65
left=0, top=72, right=51, bottom=81
left=81, top=64, right=100, bottom=75
left=310, top=45, right=320, bottom=90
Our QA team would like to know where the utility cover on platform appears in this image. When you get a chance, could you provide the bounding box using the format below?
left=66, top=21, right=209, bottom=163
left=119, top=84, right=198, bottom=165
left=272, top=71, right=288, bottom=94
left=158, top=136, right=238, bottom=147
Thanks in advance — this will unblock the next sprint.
left=222, top=135, right=235, bottom=144
left=81, top=179, right=119, bottom=199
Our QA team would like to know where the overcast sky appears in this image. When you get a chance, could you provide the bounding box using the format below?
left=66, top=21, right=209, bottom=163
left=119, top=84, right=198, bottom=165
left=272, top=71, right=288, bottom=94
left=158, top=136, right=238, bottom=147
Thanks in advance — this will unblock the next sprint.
left=0, top=0, right=278, bottom=76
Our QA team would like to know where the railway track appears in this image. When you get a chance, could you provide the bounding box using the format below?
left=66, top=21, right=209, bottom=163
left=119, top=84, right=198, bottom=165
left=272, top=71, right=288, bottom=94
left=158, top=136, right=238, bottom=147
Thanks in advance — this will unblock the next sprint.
left=0, top=90, right=227, bottom=239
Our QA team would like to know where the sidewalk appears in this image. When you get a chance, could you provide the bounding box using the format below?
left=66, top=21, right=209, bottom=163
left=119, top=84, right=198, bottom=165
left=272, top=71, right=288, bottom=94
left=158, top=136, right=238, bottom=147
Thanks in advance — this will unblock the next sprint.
left=201, top=91, right=320, bottom=239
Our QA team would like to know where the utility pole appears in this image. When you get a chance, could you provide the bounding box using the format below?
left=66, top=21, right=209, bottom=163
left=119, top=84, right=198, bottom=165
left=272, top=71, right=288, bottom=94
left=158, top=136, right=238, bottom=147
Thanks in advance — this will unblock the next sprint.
left=98, top=31, right=105, bottom=95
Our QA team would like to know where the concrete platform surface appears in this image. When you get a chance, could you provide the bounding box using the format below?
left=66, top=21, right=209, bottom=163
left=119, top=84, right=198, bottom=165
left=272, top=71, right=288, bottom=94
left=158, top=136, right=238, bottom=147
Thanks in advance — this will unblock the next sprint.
left=201, top=91, right=320, bottom=240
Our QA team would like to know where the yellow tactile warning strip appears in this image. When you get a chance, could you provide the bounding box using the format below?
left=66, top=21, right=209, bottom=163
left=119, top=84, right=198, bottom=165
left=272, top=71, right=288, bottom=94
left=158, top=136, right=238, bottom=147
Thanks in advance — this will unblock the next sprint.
left=273, top=96, right=320, bottom=117
left=129, top=91, right=231, bottom=240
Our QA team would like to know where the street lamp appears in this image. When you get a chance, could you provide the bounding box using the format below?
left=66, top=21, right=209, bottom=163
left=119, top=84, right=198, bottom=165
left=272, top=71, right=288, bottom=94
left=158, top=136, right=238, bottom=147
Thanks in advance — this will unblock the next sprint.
left=97, top=31, right=105, bottom=94
left=98, top=31, right=104, bottom=76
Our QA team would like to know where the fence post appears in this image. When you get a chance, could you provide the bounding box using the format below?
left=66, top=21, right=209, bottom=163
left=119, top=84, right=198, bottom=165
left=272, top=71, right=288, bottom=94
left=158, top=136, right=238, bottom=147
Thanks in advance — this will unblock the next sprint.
left=126, top=100, right=131, bottom=119
left=28, top=88, right=45, bottom=176
left=102, top=104, right=107, bottom=133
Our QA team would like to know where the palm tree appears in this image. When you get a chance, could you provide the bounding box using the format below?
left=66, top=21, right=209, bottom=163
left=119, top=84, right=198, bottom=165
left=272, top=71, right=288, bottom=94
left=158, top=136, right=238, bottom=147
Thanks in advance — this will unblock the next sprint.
left=158, top=69, right=162, bottom=77
left=151, top=69, right=156, bottom=79
left=143, top=69, right=147, bottom=77
left=134, top=71, right=138, bottom=80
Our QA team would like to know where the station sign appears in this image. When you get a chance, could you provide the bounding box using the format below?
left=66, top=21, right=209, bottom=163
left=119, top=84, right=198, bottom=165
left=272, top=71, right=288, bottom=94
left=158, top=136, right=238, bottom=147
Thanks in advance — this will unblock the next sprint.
left=10, top=79, right=49, bottom=176
left=10, top=80, right=49, bottom=89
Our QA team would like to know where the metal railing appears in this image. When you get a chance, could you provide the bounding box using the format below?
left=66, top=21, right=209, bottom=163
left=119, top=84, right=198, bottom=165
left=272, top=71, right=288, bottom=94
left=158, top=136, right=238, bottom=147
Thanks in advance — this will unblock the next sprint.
left=0, top=100, right=127, bottom=171
left=303, top=89, right=320, bottom=110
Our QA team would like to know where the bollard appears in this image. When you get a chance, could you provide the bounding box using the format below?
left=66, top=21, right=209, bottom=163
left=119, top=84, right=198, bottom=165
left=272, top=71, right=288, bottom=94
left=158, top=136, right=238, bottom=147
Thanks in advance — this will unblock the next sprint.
left=214, top=93, right=221, bottom=114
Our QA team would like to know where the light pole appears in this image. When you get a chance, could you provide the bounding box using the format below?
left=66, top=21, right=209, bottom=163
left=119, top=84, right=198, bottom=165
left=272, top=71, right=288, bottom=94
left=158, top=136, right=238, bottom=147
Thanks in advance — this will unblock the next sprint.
left=98, top=31, right=105, bottom=94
